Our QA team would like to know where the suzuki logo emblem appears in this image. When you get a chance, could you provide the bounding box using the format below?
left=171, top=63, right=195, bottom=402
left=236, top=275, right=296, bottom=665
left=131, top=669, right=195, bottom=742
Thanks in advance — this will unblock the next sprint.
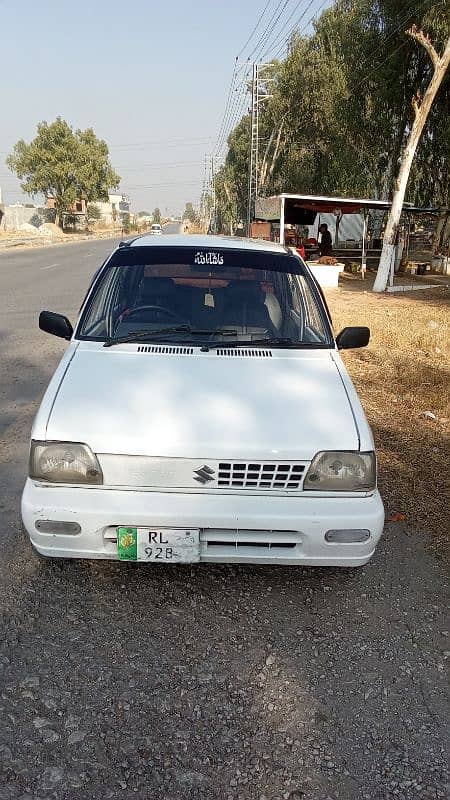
left=193, top=465, right=215, bottom=484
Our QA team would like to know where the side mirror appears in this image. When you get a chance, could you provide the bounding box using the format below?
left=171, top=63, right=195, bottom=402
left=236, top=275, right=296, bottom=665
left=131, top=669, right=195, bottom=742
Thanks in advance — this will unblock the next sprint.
left=39, top=310, right=73, bottom=340
left=336, top=326, right=370, bottom=349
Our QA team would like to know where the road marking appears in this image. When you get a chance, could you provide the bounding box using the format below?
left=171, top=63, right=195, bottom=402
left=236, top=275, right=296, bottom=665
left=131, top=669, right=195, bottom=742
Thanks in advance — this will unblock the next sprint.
left=41, top=263, right=60, bottom=270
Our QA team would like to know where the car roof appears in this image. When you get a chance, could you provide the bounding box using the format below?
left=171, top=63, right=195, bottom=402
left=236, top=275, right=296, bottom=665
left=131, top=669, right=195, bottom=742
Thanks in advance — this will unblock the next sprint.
left=124, top=234, right=289, bottom=255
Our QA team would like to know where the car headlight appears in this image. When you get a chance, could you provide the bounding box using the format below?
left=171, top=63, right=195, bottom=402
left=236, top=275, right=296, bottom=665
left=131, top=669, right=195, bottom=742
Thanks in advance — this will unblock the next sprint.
left=29, top=441, right=103, bottom=485
left=304, top=451, right=376, bottom=491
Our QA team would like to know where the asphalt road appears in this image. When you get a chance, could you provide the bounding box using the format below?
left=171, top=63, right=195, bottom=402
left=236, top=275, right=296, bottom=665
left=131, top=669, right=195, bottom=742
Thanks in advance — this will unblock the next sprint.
left=163, top=221, right=184, bottom=234
left=0, top=238, right=448, bottom=800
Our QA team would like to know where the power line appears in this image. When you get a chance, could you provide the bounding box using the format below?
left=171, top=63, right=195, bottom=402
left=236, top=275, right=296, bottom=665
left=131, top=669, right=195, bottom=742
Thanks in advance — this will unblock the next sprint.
left=215, top=67, right=253, bottom=157
left=119, top=180, right=204, bottom=189
left=114, top=160, right=205, bottom=171
left=213, top=6, right=279, bottom=159
left=214, top=57, right=240, bottom=155
left=215, top=3, right=316, bottom=160
left=110, top=138, right=215, bottom=152
left=348, top=39, right=411, bottom=96
left=272, top=0, right=328, bottom=59
left=259, top=0, right=310, bottom=59
left=212, top=2, right=295, bottom=162
left=343, top=0, right=428, bottom=89
left=208, top=0, right=427, bottom=199
left=110, top=135, right=215, bottom=147
left=261, top=0, right=313, bottom=59
left=246, top=0, right=290, bottom=62
left=248, top=0, right=293, bottom=62
left=237, top=0, right=275, bottom=58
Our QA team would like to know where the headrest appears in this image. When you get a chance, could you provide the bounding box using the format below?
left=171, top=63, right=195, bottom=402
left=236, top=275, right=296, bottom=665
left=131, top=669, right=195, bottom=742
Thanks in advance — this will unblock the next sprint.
left=141, top=278, right=174, bottom=299
left=226, top=280, right=264, bottom=303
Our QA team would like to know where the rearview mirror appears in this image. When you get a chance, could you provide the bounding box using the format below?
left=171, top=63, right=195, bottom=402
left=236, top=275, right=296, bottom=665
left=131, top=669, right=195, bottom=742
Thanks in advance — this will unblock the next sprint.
left=336, top=326, right=370, bottom=349
left=39, top=311, right=73, bottom=340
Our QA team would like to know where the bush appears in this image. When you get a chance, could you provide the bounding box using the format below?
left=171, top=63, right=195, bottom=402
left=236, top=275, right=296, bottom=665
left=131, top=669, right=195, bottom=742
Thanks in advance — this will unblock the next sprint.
left=87, top=203, right=101, bottom=222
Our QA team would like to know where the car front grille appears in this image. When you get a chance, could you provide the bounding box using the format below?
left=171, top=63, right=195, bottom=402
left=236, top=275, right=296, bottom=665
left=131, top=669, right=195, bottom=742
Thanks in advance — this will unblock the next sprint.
left=218, top=462, right=306, bottom=490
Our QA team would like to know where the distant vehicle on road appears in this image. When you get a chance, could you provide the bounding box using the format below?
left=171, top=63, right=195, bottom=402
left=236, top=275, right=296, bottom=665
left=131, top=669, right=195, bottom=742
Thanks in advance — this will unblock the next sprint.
left=23, top=235, right=384, bottom=566
left=150, top=223, right=162, bottom=235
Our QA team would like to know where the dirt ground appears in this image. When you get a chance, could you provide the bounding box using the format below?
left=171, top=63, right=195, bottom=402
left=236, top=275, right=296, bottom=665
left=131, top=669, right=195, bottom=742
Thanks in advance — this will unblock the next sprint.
left=0, top=244, right=448, bottom=799
left=325, top=273, right=449, bottom=559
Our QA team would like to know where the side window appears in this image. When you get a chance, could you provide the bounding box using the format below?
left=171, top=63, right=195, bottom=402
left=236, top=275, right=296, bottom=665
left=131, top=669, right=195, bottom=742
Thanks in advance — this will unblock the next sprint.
left=80, top=267, right=118, bottom=337
left=298, top=275, right=327, bottom=341
left=292, top=275, right=328, bottom=342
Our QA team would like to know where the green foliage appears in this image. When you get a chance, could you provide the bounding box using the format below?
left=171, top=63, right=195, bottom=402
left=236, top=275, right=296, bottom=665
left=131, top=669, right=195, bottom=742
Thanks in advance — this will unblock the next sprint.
left=86, top=203, right=101, bottom=221
left=152, top=207, right=161, bottom=224
left=215, top=0, right=449, bottom=230
left=7, top=117, right=120, bottom=225
left=183, top=202, right=198, bottom=223
left=122, top=213, right=131, bottom=233
left=137, top=210, right=151, bottom=217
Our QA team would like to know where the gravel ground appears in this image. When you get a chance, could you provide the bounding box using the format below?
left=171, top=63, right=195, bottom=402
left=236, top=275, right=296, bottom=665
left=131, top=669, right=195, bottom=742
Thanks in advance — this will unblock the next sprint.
left=0, top=241, right=448, bottom=800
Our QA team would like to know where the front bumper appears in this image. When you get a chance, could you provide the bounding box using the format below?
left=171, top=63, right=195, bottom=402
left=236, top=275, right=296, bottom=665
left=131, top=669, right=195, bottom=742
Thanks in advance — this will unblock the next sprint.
left=22, top=479, right=384, bottom=566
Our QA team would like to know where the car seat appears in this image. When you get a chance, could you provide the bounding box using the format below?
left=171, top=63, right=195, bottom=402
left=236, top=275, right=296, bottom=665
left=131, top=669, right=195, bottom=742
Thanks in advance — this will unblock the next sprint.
left=264, top=292, right=282, bottom=331
left=222, top=281, right=275, bottom=333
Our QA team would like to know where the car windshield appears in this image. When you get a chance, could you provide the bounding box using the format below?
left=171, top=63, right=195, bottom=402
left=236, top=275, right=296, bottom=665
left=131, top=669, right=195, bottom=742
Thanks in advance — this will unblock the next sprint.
left=77, top=245, right=333, bottom=347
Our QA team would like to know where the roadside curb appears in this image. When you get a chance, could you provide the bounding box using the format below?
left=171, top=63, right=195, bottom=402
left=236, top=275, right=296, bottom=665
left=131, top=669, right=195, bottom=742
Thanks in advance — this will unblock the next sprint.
left=0, top=230, right=123, bottom=252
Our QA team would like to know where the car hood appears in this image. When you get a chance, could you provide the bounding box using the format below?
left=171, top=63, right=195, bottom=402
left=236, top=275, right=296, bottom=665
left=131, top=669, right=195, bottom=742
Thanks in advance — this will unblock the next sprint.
left=45, top=343, right=359, bottom=459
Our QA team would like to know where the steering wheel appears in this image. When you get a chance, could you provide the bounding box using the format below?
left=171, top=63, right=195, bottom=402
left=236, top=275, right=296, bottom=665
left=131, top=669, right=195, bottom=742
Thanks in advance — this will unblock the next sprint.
left=124, top=305, right=186, bottom=323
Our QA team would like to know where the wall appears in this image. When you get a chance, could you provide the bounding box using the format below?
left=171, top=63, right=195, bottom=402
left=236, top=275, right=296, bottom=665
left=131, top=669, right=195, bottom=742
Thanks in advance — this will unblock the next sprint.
left=0, top=205, right=56, bottom=231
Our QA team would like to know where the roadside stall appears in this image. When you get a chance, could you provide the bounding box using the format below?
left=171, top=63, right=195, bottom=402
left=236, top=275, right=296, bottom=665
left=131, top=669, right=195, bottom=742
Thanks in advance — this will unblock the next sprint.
left=254, top=193, right=400, bottom=288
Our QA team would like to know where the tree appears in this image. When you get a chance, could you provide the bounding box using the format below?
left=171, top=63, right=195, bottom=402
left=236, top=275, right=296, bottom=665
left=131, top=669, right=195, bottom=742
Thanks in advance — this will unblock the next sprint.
left=7, top=117, right=120, bottom=226
left=215, top=1, right=449, bottom=236
left=86, top=203, right=101, bottom=222
left=215, top=115, right=252, bottom=232
left=137, top=210, right=151, bottom=217
left=122, top=213, right=131, bottom=234
left=152, top=208, right=161, bottom=224
left=373, top=26, right=450, bottom=291
left=183, top=202, right=198, bottom=223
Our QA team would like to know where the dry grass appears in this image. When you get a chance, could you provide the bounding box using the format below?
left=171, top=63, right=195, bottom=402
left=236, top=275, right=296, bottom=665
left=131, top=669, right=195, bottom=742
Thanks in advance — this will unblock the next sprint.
left=325, top=274, right=450, bottom=559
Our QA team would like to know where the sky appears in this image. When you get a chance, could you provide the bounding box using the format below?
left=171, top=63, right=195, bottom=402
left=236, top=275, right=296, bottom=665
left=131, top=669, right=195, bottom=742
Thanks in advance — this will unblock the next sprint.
left=0, top=0, right=333, bottom=215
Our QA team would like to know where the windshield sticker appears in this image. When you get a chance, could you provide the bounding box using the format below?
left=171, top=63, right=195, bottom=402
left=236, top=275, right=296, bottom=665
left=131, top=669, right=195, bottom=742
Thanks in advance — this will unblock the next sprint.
left=194, top=251, right=224, bottom=266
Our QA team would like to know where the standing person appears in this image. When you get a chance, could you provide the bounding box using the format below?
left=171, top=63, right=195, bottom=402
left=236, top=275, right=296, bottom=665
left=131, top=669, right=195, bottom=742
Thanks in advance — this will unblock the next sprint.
left=318, top=223, right=333, bottom=256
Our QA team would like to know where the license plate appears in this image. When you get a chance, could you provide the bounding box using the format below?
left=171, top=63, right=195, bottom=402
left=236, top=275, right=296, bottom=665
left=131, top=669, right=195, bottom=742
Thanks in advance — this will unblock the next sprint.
left=117, top=527, right=200, bottom=563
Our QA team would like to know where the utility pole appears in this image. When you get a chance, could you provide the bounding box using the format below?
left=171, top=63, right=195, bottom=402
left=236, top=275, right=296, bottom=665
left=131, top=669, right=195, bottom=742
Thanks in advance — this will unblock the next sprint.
left=200, top=155, right=209, bottom=232
left=247, top=63, right=258, bottom=237
left=246, top=63, right=274, bottom=236
left=210, top=155, right=216, bottom=234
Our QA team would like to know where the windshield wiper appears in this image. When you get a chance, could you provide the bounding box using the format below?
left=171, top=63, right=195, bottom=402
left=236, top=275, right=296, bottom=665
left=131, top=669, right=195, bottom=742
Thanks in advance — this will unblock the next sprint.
left=103, top=326, right=239, bottom=347
left=104, top=325, right=190, bottom=347
left=204, top=337, right=324, bottom=350
left=203, top=337, right=293, bottom=349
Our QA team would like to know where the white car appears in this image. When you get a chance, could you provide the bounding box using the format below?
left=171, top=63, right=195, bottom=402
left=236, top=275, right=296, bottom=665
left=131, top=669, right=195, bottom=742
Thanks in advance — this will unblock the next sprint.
left=150, top=223, right=162, bottom=235
left=22, top=235, right=384, bottom=566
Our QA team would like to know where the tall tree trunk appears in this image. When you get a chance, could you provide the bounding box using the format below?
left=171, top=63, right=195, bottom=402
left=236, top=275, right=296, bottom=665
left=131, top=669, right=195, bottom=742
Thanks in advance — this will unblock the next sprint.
left=259, top=129, right=276, bottom=189
left=432, top=208, right=450, bottom=254
left=373, top=29, right=450, bottom=292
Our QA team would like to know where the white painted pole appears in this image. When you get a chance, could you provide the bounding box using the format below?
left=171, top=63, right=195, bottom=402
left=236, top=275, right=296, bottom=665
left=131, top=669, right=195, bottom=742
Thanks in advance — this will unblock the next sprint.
left=389, top=245, right=395, bottom=287
left=279, top=196, right=285, bottom=245
left=361, top=210, right=367, bottom=279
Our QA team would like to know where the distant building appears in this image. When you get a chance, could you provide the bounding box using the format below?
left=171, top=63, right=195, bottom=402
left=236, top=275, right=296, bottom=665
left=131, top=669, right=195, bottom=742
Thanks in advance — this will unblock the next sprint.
left=46, top=196, right=87, bottom=214
left=95, top=193, right=131, bottom=225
